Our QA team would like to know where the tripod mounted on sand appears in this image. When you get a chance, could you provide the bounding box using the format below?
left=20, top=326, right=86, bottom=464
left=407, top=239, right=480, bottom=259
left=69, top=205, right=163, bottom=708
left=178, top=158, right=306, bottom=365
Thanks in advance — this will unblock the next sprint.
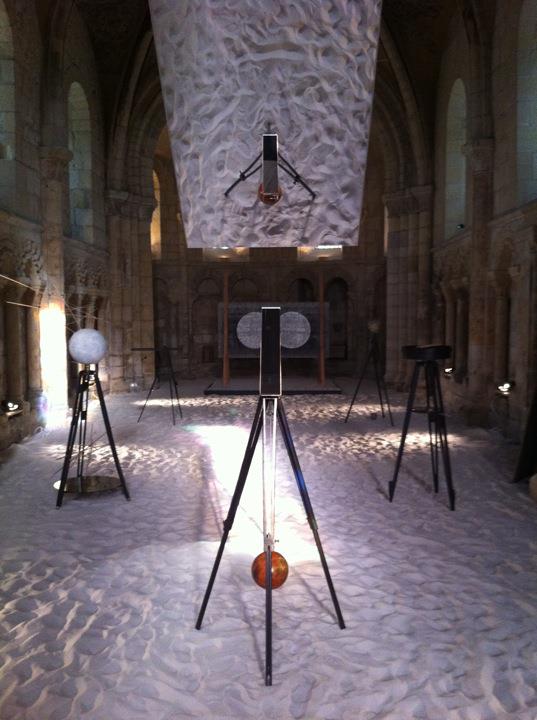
left=195, top=307, right=344, bottom=685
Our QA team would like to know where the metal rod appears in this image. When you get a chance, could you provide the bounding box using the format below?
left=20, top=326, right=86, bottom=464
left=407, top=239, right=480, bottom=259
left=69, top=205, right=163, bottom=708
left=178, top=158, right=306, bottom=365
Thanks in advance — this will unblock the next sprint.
left=278, top=154, right=316, bottom=198
left=389, top=362, right=420, bottom=502
left=223, top=153, right=262, bottom=196
left=265, top=542, right=273, bottom=686
left=94, top=370, right=130, bottom=500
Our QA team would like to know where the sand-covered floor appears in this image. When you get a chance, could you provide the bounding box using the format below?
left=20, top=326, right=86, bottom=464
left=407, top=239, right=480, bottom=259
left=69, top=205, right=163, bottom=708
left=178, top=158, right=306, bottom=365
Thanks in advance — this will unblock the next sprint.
left=0, top=379, right=536, bottom=720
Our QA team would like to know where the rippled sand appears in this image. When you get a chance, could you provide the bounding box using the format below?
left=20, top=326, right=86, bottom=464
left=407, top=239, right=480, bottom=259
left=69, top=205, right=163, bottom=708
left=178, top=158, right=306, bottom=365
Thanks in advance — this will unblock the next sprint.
left=1, top=379, right=536, bottom=720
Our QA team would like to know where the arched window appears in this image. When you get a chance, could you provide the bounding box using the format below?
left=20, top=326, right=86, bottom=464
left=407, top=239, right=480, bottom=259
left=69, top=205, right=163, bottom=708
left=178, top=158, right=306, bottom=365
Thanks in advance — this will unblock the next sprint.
left=151, top=171, right=162, bottom=260
left=0, top=1, right=15, bottom=210
left=517, top=0, right=537, bottom=204
left=287, top=278, right=315, bottom=302
left=231, top=278, right=258, bottom=301
left=444, top=79, right=467, bottom=239
left=68, top=82, right=92, bottom=241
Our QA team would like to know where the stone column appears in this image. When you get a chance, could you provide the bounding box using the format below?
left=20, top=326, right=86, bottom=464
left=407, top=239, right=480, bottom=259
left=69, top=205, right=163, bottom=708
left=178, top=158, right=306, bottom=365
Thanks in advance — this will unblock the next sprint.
left=455, top=289, right=469, bottom=380
left=491, top=275, right=510, bottom=384
left=106, top=190, right=156, bottom=392
left=406, top=208, right=419, bottom=343
left=5, top=296, right=24, bottom=401
left=431, top=286, right=445, bottom=345
left=39, top=146, right=72, bottom=414
left=26, top=304, right=42, bottom=407
left=465, top=139, right=494, bottom=421
left=384, top=190, right=411, bottom=385
left=412, top=185, right=433, bottom=344
left=442, top=283, right=456, bottom=358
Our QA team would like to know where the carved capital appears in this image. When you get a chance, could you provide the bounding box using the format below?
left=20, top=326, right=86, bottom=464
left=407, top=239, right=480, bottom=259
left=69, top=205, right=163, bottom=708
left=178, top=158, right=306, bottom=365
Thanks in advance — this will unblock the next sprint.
left=106, top=189, right=130, bottom=217
left=40, top=146, right=73, bottom=181
left=409, top=184, right=433, bottom=213
left=106, top=190, right=156, bottom=221
left=383, top=189, right=412, bottom=218
left=463, top=138, right=494, bottom=175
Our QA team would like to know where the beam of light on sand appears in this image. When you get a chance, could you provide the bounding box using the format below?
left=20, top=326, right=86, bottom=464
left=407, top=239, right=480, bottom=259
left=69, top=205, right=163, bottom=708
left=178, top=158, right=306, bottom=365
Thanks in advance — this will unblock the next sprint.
left=130, top=397, right=208, bottom=408
left=188, top=424, right=318, bottom=564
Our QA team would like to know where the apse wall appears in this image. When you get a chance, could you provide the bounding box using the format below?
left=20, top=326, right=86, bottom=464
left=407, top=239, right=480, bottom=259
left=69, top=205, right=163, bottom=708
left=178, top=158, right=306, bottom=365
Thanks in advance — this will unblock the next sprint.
left=149, top=0, right=382, bottom=248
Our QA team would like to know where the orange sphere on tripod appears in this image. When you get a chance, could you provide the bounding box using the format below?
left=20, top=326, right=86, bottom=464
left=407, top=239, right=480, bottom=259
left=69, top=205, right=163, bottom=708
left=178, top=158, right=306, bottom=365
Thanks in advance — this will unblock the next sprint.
left=251, top=550, right=289, bottom=589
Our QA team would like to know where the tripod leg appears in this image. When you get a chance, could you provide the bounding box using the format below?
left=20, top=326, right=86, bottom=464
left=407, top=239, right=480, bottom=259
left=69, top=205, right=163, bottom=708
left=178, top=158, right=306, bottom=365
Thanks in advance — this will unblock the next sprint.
left=277, top=401, right=345, bottom=629
left=137, top=375, right=158, bottom=423
left=173, top=377, right=183, bottom=419
left=56, top=371, right=85, bottom=508
left=344, top=347, right=371, bottom=423
left=432, top=365, right=456, bottom=511
left=372, top=353, right=386, bottom=419
left=196, top=398, right=264, bottom=630
left=75, top=372, right=91, bottom=491
left=425, top=363, right=440, bottom=494
left=168, top=374, right=176, bottom=426
left=265, top=543, right=273, bottom=686
left=94, top=372, right=130, bottom=500
left=381, top=376, right=394, bottom=427
left=389, top=363, right=420, bottom=502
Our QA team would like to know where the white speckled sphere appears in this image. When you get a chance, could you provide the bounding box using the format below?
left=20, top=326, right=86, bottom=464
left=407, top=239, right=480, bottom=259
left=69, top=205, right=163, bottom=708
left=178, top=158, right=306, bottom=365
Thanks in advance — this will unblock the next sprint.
left=68, top=329, right=108, bottom=364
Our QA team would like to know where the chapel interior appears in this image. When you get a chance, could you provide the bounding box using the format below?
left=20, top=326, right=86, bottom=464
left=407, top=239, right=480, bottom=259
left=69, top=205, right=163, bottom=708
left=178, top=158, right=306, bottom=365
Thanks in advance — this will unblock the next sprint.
left=1, top=1, right=537, bottom=718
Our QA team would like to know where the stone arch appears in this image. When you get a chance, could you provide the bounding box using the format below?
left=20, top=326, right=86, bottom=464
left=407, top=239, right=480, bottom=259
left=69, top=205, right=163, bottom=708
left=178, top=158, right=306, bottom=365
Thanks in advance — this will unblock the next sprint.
left=0, top=1, right=15, bottom=210
left=196, top=277, right=220, bottom=296
left=445, top=78, right=467, bottom=239
left=107, top=30, right=153, bottom=190
left=192, top=276, right=220, bottom=346
left=286, top=277, right=315, bottom=302
left=379, top=23, right=430, bottom=185
left=230, top=277, right=258, bottom=301
left=67, top=81, right=93, bottom=241
left=517, top=0, right=537, bottom=204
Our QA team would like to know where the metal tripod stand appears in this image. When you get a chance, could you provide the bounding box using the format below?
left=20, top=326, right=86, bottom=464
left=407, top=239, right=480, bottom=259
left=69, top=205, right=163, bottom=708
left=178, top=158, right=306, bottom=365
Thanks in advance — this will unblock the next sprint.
left=389, top=345, right=456, bottom=511
left=133, top=346, right=183, bottom=425
left=224, top=151, right=316, bottom=199
left=344, top=332, right=393, bottom=425
left=195, top=394, right=345, bottom=686
left=56, top=365, right=130, bottom=508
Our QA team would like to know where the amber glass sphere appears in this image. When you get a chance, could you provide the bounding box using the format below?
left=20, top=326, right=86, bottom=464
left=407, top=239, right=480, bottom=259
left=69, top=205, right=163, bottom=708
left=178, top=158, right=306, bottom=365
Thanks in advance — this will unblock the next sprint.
left=257, top=184, right=283, bottom=206
left=251, top=550, right=289, bottom=589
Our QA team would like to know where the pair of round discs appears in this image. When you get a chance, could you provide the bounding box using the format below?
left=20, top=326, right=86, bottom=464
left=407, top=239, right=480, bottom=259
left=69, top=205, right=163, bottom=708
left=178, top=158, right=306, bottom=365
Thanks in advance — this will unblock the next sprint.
left=237, top=311, right=311, bottom=351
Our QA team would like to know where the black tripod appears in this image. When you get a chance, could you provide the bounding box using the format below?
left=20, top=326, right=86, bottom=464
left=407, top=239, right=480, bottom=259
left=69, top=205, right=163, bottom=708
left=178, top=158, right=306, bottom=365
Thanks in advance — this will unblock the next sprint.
left=56, top=365, right=130, bottom=508
left=224, top=151, right=316, bottom=199
left=133, top=346, right=183, bottom=425
left=344, top=332, right=393, bottom=425
left=389, top=345, right=456, bottom=511
left=195, top=395, right=345, bottom=686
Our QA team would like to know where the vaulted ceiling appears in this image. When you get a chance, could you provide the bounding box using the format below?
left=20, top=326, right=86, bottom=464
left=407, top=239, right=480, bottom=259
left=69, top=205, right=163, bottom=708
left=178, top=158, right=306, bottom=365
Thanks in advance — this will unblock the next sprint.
left=70, top=0, right=461, bottom=150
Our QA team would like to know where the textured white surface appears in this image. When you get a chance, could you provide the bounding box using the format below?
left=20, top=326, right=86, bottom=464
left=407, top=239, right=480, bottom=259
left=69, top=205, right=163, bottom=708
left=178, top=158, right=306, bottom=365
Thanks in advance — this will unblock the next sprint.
left=68, top=329, right=107, bottom=364
left=236, top=311, right=262, bottom=349
left=0, top=381, right=534, bottom=719
left=149, top=0, right=382, bottom=247
left=281, top=311, right=311, bottom=349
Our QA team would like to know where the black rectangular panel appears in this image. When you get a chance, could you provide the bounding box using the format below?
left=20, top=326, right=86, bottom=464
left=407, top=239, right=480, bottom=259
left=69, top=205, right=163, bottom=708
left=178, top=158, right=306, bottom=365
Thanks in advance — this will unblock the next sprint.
left=260, top=307, right=281, bottom=397
left=262, top=134, right=278, bottom=161
left=262, top=134, right=278, bottom=194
